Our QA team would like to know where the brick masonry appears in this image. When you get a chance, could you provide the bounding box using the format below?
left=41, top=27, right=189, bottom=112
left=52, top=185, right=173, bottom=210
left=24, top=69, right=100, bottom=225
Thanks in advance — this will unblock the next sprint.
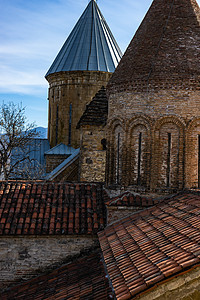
left=106, top=0, right=200, bottom=191
left=0, top=236, right=97, bottom=291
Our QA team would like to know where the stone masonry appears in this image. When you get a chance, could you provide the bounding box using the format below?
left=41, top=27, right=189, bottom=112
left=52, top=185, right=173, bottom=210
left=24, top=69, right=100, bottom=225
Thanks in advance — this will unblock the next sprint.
left=0, top=236, right=97, bottom=291
left=46, top=71, right=111, bottom=149
left=77, top=87, right=108, bottom=182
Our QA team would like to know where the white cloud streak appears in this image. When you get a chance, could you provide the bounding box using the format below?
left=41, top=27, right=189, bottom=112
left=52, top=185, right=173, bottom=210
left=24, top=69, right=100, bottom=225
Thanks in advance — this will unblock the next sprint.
left=0, top=0, right=200, bottom=126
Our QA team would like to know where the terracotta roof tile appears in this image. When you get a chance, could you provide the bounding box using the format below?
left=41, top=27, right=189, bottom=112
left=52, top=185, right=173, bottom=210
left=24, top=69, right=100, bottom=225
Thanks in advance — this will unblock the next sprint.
left=1, top=251, right=114, bottom=300
left=98, top=192, right=200, bottom=299
left=0, top=182, right=106, bottom=235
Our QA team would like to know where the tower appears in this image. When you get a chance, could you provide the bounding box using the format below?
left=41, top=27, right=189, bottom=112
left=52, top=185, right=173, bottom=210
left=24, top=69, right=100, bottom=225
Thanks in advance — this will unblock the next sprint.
left=106, top=0, right=200, bottom=191
left=46, top=0, right=122, bottom=149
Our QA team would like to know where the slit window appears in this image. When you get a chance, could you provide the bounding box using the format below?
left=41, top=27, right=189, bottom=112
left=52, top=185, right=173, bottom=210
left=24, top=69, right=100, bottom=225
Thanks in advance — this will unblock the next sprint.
left=137, top=132, right=142, bottom=185
left=68, top=103, right=72, bottom=146
left=167, top=132, right=171, bottom=187
left=56, top=105, right=59, bottom=145
left=116, top=133, right=120, bottom=184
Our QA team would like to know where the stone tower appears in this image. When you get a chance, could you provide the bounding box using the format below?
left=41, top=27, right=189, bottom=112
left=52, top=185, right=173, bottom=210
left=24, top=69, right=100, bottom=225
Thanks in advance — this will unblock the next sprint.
left=46, top=0, right=122, bottom=149
left=106, top=0, right=200, bottom=191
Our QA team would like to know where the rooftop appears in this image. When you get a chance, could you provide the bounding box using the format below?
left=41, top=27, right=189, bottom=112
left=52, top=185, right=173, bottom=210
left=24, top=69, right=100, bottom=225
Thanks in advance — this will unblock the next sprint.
left=1, top=251, right=114, bottom=300
left=99, top=192, right=200, bottom=299
left=44, top=143, right=76, bottom=156
left=46, top=0, right=122, bottom=76
left=0, top=182, right=106, bottom=235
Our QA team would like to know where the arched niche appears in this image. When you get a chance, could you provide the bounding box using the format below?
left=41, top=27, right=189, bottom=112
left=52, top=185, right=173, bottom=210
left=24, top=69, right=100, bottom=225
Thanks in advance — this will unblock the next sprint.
left=127, top=118, right=151, bottom=188
left=154, top=117, right=185, bottom=190
left=186, top=118, right=200, bottom=188
left=106, top=119, right=125, bottom=185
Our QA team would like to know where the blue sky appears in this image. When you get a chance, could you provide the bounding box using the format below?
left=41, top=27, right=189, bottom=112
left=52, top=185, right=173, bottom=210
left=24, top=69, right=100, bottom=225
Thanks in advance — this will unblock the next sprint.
left=0, top=0, right=199, bottom=127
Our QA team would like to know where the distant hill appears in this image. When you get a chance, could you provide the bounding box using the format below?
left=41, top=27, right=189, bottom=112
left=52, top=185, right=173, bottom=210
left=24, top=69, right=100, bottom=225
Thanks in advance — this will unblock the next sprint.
left=33, top=127, right=48, bottom=139
left=0, top=127, right=48, bottom=139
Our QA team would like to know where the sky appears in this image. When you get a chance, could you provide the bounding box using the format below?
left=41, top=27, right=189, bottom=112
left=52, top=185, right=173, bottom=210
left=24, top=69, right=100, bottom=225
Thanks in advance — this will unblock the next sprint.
left=0, top=0, right=199, bottom=128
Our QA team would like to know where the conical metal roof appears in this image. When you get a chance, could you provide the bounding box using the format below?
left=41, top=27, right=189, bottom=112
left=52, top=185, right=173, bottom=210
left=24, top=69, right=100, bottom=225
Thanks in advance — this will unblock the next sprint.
left=46, top=0, right=122, bottom=76
left=108, top=0, right=200, bottom=92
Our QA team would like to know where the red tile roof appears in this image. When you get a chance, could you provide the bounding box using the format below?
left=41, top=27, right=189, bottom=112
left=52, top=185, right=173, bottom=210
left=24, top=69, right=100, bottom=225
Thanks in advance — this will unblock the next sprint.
left=1, top=251, right=114, bottom=300
left=106, top=191, right=164, bottom=207
left=0, top=182, right=106, bottom=235
left=98, top=193, right=200, bottom=299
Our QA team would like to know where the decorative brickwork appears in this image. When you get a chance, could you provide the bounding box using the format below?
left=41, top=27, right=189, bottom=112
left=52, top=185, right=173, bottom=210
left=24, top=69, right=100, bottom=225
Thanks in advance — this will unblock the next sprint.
left=106, top=0, right=200, bottom=191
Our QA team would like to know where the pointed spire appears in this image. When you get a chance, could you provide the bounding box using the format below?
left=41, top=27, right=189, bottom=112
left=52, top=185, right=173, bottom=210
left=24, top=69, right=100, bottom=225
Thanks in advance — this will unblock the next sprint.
left=108, top=0, right=200, bottom=92
left=46, top=0, right=122, bottom=76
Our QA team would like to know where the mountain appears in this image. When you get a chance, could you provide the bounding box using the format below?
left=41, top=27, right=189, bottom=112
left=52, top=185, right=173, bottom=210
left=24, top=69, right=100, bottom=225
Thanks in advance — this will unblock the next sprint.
left=33, top=127, right=48, bottom=139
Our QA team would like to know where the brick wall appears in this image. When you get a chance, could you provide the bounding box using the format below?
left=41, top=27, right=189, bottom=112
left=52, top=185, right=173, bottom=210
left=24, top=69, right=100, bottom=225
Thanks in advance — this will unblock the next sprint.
left=106, top=89, right=200, bottom=191
left=0, top=235, right=97, bottom=291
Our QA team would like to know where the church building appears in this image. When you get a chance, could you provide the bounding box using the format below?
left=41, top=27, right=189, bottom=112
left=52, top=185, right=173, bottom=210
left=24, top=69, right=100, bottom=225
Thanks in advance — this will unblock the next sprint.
left=46, top=0, right=122, bottom=149
left=3, top=1, right=200, bottom=299
left=106, top=0, right=200, bottom=192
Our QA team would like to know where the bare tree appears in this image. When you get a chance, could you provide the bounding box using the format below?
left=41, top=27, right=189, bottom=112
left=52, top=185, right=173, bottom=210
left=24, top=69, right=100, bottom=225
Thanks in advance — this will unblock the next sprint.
left=0, top=102, right=40, bottom=180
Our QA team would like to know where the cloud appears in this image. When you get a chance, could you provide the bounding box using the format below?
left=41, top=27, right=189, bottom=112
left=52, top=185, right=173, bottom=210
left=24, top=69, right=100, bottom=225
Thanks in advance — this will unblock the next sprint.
left=1, top=0, right=200, bottom=102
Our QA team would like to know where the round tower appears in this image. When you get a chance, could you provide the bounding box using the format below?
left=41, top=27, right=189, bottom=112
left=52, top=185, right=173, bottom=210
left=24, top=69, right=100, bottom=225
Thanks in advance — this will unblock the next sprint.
left=106, top=0, right=200, bottom=191
left=46, top=0, right=122, bottom=149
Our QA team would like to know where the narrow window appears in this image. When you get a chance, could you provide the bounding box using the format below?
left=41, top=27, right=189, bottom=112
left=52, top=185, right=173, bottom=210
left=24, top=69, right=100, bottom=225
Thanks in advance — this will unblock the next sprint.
left=56, top=105, right=59, bottom=145
left=198, top=135, right=200, bottom=188
left=116, top=133, right=120, bottom=184
left=137, top=132, right=142, bottom=185
left=48, top=105, right=51, bottom=140
left=167, top=133, right=171, bottom=187
left=101, top=139, right=107, bottom=150
left=68, top=103, right=72, bottom=146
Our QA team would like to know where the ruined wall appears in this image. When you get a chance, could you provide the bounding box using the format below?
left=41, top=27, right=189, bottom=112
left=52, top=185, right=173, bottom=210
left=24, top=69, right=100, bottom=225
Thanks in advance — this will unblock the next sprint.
left=79, top=125, right=106, bottom=182
left=0, top=235, right=97, bottom=291
left=46, top=71, right=111, bottom=149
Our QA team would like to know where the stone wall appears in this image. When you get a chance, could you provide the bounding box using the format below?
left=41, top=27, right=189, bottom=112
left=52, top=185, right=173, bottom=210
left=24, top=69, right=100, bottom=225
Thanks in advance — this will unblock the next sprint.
left=0, top=235, right=97, bottom=291
left=140, top=265, right=200, bottom=300
left=52, top=156, right=79, bottom=182
left=107, top=206, right=142, bottom=224
left=46, top=71, right=111, bottom=148
left=106, top=88, right=200, bottom=190
left=79, top=125, right=106, bottom=182
left=45, top=154, right=70, bottom=173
